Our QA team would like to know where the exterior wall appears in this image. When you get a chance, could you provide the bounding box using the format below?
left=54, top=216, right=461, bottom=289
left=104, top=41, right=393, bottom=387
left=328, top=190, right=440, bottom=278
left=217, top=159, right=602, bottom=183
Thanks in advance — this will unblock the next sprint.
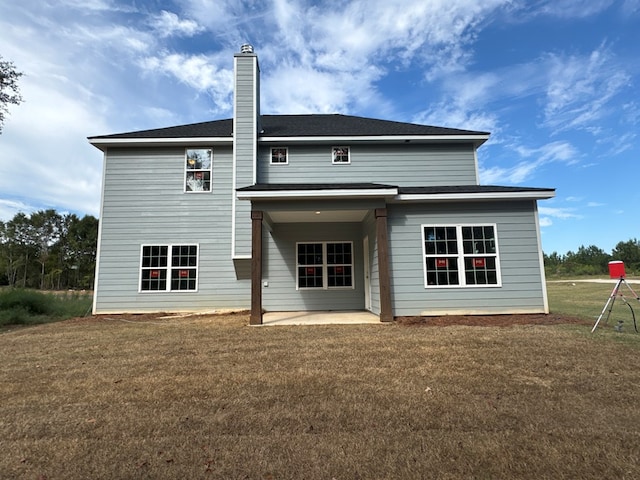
left=387, top=201, right=547, bottom=316
left=94, top=146, right=250, bottom=313
left=257, top=143, right=478, bottom=186
left=233, top=53, right=258, bottom=258
left=362, top=211, right=380, bottom=315
left=261, top=222, right=366, bottom=311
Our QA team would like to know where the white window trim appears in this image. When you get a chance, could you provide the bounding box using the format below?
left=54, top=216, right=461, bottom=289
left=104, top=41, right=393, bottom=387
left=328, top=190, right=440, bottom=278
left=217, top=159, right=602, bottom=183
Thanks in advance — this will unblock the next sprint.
left=331, top=146, right=351, bottom=164
left=270, top=147, right=289, bottom=165
left=296, top=241, right=355, bottom=290
left=184, top=148, right=213, bottom=193
left=139, top=243, right=200, bottom=293
left=421, top=224, right=502, bottom=288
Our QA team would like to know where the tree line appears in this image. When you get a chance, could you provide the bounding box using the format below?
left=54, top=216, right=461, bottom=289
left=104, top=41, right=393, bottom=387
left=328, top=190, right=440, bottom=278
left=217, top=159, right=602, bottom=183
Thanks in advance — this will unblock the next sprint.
left=1, top=208, right=639, bottom=289
left=0, top=210, right=98, bottom=290
left=544, top=240, right=640, bottom=277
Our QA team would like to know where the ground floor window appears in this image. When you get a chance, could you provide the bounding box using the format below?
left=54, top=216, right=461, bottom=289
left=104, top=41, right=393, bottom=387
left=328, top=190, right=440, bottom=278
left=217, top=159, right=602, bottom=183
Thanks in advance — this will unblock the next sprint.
left=422, top=225, right=501, bottom=287
left=140, top=244, right=198, bottom=292
left=297, top=242, right=353, bottom=289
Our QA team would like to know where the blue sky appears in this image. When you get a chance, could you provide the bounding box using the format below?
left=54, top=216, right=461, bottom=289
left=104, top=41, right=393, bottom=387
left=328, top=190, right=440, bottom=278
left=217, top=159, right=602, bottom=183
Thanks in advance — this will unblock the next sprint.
left=0, top=0, right=638, bottom=255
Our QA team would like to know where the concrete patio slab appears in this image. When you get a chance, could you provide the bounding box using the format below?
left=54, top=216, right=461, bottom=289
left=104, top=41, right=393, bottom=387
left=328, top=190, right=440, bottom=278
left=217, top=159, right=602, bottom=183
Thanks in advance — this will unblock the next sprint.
left=258, top=310, right=382, bottom=326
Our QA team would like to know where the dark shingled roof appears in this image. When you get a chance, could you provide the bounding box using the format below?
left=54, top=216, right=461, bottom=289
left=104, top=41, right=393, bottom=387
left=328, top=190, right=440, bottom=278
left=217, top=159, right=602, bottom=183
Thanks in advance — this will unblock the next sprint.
left=237, top=183, right=555, bottom=195
left=89, top=114, right=489, bottom=140
left=237, top=183, right=397, bottom=192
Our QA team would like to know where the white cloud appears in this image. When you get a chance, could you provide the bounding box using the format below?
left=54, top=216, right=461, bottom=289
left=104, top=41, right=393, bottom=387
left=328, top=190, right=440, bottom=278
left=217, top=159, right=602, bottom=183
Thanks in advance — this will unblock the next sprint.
left=415, top=105, right=499, bottom=133
left=150, top=10, right=204, bottom=38
left=543, top=44, right=631, bottom=132
left=532, top=0, right=615, bottom=18
left=0, top=199, right=37, bottom=222
left=0, top=77, right=105, bottom=219
left=479, top=141, right=579, bottom=184
left=140, top=53, right=234, bottom=114
left=176, top=0, right=514, bottom=117
left=621, top=0, right=640, bottom=14
left=538, top=203, right=585, bottom=241
left=539, top=206, right=581, bottom=219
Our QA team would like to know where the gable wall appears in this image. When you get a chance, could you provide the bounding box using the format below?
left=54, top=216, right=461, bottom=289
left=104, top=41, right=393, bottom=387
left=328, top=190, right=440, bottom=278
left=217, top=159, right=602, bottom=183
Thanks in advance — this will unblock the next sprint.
left=257, top=143, right=478, bottom=186
left=387, top=200, right=547, bottom=316
left=94, top=146, right=250, bottom=313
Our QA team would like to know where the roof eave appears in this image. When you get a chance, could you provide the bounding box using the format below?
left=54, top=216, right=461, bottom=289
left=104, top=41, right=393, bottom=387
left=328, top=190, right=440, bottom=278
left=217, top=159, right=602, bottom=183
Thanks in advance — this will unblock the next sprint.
left=259, top=134, right=490, bottom=146
left=88, top=136, right=233, bottom=151
left=393, top=191, right=556, bottom=202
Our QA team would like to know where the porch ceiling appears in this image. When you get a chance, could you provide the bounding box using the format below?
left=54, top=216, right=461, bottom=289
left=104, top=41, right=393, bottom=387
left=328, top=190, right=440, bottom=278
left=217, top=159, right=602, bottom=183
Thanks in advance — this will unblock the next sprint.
left=267, top=209, right=368, bottom=223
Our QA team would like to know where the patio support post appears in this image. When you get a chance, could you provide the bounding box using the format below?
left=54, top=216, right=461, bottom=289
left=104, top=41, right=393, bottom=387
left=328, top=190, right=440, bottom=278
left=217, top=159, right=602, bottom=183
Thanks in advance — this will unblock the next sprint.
left=375, top=208, right=393, bottom=322
left=250, top=210, right=263, bottom=325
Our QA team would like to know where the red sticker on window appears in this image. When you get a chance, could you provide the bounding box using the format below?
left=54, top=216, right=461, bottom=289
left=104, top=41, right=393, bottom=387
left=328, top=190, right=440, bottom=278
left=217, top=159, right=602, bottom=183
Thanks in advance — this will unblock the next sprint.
left=150, top=270, right=160, bottom=278
left=306, top=267, right=315, bottom=275
left=335, top=266, right=343, bottom=274
left=179, top=270, right=189, bottom=277
left=473, top=258, right=486, bottom=268
left=436, top=258, right=448, bottom=268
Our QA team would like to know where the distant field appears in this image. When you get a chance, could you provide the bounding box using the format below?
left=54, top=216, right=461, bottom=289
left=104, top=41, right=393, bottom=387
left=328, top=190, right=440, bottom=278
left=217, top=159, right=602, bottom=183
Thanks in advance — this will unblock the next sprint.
left=547, top=279, right=640, bottom=329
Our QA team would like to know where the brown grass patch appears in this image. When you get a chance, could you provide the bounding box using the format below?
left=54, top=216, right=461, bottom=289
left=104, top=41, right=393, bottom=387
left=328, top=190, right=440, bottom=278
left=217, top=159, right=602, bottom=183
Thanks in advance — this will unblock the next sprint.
left=396, top=312, right=591, bottom=327
left=1, top=312, right=640, bottom=479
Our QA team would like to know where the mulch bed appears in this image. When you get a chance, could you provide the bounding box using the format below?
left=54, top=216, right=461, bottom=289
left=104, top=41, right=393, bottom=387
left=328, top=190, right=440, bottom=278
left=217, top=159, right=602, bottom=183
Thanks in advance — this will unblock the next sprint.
left=395, top=313, right=592, bottom=327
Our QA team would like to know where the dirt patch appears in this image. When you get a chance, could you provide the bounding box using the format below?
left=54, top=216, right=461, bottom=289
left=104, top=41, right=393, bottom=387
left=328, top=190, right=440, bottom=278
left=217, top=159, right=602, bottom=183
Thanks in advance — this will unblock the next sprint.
left=395, top=313, right=591, bottom=327
left=60, top=311, right=593, bottom=328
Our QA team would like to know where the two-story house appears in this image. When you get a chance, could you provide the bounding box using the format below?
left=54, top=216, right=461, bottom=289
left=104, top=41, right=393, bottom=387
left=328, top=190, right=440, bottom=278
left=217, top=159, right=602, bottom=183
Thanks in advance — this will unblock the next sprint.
left=88, top=44, right=554, bottom=324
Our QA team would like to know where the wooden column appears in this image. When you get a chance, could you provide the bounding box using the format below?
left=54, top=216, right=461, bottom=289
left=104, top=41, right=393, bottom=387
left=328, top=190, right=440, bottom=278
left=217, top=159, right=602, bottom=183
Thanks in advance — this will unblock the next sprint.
left=250, top=210, right=263, bottom=325
left=375, top=208, right=393, bottom=322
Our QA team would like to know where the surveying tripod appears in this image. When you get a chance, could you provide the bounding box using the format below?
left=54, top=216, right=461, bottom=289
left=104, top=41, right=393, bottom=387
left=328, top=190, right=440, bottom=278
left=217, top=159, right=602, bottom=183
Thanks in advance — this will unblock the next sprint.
left=591, top=278, right=640, bottom=333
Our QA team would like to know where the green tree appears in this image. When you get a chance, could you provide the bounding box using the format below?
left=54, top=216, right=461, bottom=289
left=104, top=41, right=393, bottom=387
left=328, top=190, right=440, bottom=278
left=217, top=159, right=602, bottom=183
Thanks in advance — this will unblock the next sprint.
left=0, top=54, right=24, bottom=133
left=611, top=239, right=640, bottom=273
left=0, top=210, right=98, bottom=289
left=30, top=210, right=63, bottom=289
left=58, top=214, right=98, bottom=289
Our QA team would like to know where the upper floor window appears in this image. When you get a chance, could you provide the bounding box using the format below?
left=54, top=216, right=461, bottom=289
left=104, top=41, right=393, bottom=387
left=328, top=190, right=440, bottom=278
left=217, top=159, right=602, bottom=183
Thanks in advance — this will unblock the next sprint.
left=332, top=146, right=350, bottom=164
left=422, top=224, right=501, bottom=288
left=271, top=147, right=288, bottom=164
left=185, top=148, right=212, bottom=192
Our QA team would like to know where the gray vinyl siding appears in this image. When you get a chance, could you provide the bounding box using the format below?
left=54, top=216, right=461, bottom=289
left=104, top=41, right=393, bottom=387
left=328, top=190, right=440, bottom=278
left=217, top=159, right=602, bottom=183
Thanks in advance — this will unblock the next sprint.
left=94, top=146, right=250, bottom=314
left=257, top=144, right=478, bottom=186
left=387, top=201, right=547, bottom=316
left=262, top=222, right=366, bottom=311
left=362, top=211, right=380, bottom=315
left=233, top=54, right=258, bottom=257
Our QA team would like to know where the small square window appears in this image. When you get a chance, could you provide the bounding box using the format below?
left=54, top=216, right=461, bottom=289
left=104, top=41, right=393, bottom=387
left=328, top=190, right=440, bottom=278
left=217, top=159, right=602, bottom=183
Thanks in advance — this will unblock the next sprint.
left=271, top=147, right=288, bottom=164
left=332, top=147, right=350, bottom=164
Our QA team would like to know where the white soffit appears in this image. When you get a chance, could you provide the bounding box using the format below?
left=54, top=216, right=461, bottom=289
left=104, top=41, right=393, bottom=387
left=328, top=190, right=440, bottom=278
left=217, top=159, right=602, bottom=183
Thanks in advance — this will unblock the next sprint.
left=268, top=210, right=368, bottom=223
